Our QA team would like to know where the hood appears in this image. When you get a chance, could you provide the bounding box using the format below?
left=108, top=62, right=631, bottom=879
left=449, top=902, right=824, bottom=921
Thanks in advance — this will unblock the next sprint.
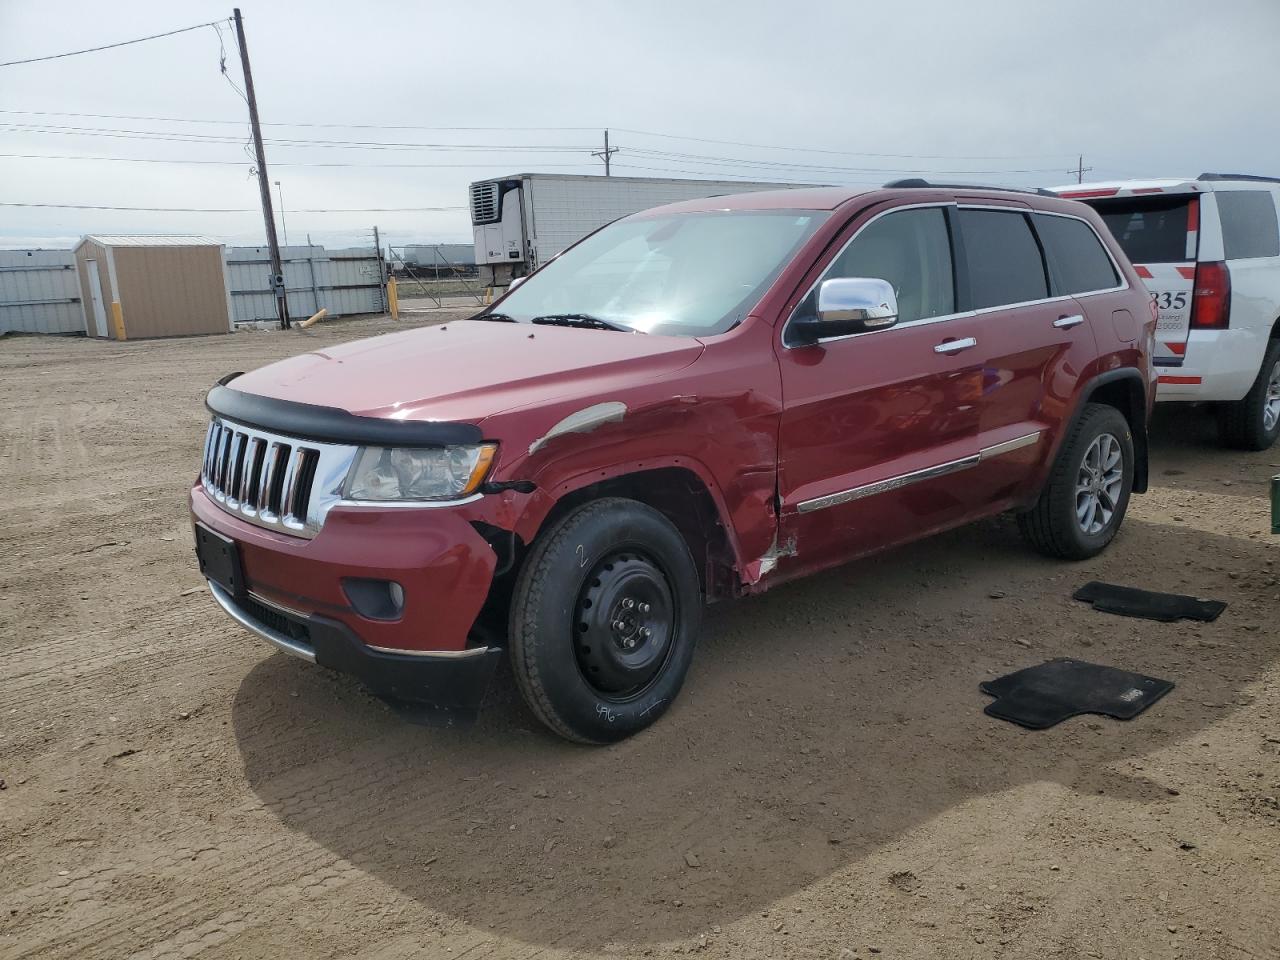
left=230, top=320, right=704, bottom=425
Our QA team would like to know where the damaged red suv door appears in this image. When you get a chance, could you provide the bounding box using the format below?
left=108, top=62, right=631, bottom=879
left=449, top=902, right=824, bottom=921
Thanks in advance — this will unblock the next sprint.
left=192, top=182, right=1155, bottom=744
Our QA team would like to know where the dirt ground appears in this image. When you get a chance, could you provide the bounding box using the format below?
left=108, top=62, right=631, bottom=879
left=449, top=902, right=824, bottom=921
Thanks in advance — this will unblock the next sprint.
left=2, top=315, right=1278, bottom=960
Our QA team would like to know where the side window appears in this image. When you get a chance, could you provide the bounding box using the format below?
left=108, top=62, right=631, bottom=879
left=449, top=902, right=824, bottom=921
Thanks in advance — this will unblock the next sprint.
left=822, top=207, right=955, bottom=325
left=1217, top=191, right=1280, bottom=260
left=957, top=209, right=1048, bottom=309
left=1034, top=214, right=1119, bottom=295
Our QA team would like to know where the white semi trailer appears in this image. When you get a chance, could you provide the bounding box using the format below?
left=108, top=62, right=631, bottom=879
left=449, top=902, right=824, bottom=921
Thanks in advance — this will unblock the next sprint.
left=469, top=173, right=814, bottom=287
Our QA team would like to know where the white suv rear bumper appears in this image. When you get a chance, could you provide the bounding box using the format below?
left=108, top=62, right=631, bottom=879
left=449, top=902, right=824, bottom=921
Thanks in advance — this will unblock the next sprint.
left=1157, top=328, right=1267, bottom=403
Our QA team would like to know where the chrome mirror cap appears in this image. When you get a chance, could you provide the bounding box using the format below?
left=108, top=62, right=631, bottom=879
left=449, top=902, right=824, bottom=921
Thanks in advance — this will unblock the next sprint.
left=816, top=277, right=898, bottom=328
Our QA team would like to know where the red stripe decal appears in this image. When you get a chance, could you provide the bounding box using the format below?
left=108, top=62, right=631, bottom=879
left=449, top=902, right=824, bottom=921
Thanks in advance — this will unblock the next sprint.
left=1176, top=266, right=1196, bottom=280
left=1167, top=342, right=1186, bottom=355
left=1058, top=188, right=1120, bottom=199
left=1159, top=375, right=1201, bottom=385
left=1186, top=198, right=1200, bottom=232
left=1134, top=265, right=1154, bottom=278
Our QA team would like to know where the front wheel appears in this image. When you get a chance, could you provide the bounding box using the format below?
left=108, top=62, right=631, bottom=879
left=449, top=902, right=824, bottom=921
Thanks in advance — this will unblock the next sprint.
left=1018, top=403, right=1135, bottom=560
left=508, top=498, right=702, bottom=744
left=1219, top=339, right=1280, bottom=451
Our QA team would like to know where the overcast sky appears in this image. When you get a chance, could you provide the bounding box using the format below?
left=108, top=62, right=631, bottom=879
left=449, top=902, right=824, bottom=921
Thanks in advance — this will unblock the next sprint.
left=2, top=0, right=1278, bottom=250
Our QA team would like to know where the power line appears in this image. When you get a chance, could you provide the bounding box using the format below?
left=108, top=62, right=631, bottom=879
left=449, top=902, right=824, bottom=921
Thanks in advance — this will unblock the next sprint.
left=0, top=20, right=226, bottom=68
left=612, top=127, right=1078, bottom=161
left=0, top=123, right=598, bottom=151
left=0, top=202, right=465, bottom=213
left=0, top=109, right=599, bottom=133
left=0, top=153, right=592, bottom=169
left=0, top=110, right=1083, bottom=162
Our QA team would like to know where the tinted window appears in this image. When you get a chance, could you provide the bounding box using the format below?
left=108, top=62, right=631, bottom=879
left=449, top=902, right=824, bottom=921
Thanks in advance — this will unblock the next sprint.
left=1035, top=214, right=1119, bottom=294
left=957, top=209, right=1048, bottom=309
left=822, top=207, right=955, bottom=324
left=1217, top=191, right=1280, bottom=260
left=1092, top=195, right=1191, bottom=264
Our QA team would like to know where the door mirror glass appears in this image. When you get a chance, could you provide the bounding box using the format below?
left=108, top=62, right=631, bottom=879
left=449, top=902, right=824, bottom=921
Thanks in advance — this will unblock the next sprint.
left=792, top=277, right=898, bottom=344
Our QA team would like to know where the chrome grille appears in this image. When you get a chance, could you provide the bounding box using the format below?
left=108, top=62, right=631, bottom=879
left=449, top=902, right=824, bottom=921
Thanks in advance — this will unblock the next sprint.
left=200, top=418, right=358, bottom=539
left=470, top=181, right=499, bottom=225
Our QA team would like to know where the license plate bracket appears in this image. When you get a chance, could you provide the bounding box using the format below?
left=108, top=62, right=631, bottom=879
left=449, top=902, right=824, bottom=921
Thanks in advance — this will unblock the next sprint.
left=194, top=523, right=245, bottom=598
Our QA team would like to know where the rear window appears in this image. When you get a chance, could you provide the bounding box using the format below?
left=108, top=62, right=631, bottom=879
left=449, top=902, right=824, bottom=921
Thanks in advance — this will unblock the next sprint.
left=1091, top=195, right=1191, bottom=264
left=1217, top=191, right=1280, bottom=259
left=957, top=209, right=1048, bottom=309
left=1034, top=214, right=1119, bottom=295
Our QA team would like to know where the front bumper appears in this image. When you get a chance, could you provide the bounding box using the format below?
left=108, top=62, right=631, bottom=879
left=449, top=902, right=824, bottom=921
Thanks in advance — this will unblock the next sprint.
left=192, top=482, right=507, bottom=709
left=207, top=580, right=502, bottom=708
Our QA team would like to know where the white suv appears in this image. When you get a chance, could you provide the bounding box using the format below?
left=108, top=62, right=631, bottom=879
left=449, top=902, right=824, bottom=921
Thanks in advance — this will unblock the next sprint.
left=1053, top=174, right=1280, bottom=450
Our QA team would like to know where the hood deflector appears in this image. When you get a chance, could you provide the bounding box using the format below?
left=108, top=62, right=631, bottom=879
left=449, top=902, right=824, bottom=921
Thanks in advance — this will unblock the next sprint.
left=205, top=383, right=484, bottom=448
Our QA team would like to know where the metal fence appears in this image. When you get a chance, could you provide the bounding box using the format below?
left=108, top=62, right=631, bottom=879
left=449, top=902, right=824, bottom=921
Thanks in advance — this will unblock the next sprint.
left=226, top=245, right=386, bottom=324
left=1, top=243, right=388, bottom=334
left=0, top=250, right=84, bottom=334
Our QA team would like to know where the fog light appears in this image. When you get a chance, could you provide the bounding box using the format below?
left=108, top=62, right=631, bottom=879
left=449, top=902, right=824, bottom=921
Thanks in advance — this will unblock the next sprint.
left=342, top=578, right=405, bottom=621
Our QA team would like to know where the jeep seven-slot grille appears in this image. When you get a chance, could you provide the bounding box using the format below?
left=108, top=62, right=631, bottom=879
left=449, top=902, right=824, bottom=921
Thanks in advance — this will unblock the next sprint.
left=201, top=419, right=322, bottom=536
left=470, top=181, right=500, bottom=225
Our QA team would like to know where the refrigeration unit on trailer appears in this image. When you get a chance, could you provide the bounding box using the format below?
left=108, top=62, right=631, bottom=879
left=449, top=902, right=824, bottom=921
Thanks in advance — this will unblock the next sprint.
left=469, top=173, right=816, bottom=287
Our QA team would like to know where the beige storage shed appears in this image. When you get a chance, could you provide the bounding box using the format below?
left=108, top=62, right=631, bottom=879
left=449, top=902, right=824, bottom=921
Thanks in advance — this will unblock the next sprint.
left=74, top=236, right=233, bottom=340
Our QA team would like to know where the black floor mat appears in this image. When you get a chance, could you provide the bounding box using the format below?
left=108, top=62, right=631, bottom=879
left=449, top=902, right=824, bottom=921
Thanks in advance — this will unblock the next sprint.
left=1073, top=581, right=1226, bottom=623
left=981, top=658, right=1175, bottom=730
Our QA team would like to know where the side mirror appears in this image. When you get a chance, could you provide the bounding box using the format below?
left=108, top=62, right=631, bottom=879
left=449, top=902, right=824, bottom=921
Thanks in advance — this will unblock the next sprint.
left=507, top=276, right=527, bottom=292
left=790, top=277, right=898, bottom=345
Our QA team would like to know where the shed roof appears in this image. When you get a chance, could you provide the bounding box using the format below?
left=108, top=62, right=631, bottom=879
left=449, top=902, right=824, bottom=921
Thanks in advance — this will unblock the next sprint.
left=82, top=235, right=222, bottom=247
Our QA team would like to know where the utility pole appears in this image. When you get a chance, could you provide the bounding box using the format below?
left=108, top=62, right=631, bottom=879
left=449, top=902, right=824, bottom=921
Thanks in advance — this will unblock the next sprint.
left=1073, top=154, right=1093, bottom=185
left=592, top=128, right=619, bottom=176
left=233, top=8, right=289, bottom=329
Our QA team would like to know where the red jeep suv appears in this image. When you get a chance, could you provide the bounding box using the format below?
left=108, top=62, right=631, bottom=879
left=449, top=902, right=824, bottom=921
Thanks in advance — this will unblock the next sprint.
left=192, top=181, right=1156, bottom=743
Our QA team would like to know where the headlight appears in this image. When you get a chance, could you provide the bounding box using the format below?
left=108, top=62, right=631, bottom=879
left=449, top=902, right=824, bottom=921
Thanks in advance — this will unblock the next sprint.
left=344, top=444, right=497, bottom=502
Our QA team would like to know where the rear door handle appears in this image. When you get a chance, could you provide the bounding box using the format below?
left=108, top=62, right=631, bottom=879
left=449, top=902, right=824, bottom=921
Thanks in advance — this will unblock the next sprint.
left=934, top=337, right=977, bottom=354
left=1054, top=314, right=1085, bottom=329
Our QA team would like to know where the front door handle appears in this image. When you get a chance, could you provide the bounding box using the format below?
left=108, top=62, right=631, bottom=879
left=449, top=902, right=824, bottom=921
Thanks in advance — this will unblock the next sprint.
left=1054, top=314, right=1085, bottom=329
left=934, top=336, right=978, bottom=354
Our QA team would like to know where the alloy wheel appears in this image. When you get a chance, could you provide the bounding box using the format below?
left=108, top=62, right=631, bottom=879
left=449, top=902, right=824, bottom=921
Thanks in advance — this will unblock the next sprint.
left=1264, top=360, right=1280, bottom=433
left=1075, top=432, right=1124, bottom=536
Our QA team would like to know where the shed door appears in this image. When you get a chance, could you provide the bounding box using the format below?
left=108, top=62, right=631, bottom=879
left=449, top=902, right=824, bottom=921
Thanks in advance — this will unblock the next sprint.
left=84, top=259, right=109, bottom=338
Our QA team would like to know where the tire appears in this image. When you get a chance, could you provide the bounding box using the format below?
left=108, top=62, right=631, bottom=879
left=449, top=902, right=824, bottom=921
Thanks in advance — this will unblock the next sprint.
left=508, top=497, right=702, bottom=744
left=1018, top=403, right=1135, bottom=560
left=1218, top=339, right=1280, bottom=451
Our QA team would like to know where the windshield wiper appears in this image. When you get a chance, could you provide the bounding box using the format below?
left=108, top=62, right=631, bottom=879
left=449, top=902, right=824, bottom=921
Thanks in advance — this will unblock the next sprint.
left=530, top=313, right=635, bottom=333
left=471, top=311, right=516, bottom=322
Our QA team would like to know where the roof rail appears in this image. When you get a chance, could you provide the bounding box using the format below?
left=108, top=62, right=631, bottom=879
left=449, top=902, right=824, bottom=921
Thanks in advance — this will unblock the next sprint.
left=1197, top=172, right=1280, bottom=184
left=883, top=177, right=1057, bottom=197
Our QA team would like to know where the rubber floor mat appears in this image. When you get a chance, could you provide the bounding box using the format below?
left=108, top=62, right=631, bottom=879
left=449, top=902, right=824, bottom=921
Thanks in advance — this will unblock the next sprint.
left=981, top=658, right=1174, bottom=730
left=1073, top=581, right=1226, bottom=623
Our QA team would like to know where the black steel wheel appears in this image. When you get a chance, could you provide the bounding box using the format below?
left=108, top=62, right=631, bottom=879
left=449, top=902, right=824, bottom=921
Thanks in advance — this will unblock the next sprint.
left=509, top=497, right=702, bottom=744
left=574, top=550, right=675, bottom=697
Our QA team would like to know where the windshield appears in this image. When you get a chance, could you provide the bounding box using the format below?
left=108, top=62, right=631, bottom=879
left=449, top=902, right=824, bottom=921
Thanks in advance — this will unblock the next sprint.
left=485, top=209, right=827, bottom=336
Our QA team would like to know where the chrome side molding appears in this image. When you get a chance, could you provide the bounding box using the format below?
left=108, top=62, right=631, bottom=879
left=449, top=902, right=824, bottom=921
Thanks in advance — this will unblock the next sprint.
left=797, top=431, right=1042, bottom=514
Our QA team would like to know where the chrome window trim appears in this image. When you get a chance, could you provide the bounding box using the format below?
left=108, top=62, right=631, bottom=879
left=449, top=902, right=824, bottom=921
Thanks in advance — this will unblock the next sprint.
left=782, top=203, right=1130, bottom=350
left=796, top=431, right=1041, bottom=514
